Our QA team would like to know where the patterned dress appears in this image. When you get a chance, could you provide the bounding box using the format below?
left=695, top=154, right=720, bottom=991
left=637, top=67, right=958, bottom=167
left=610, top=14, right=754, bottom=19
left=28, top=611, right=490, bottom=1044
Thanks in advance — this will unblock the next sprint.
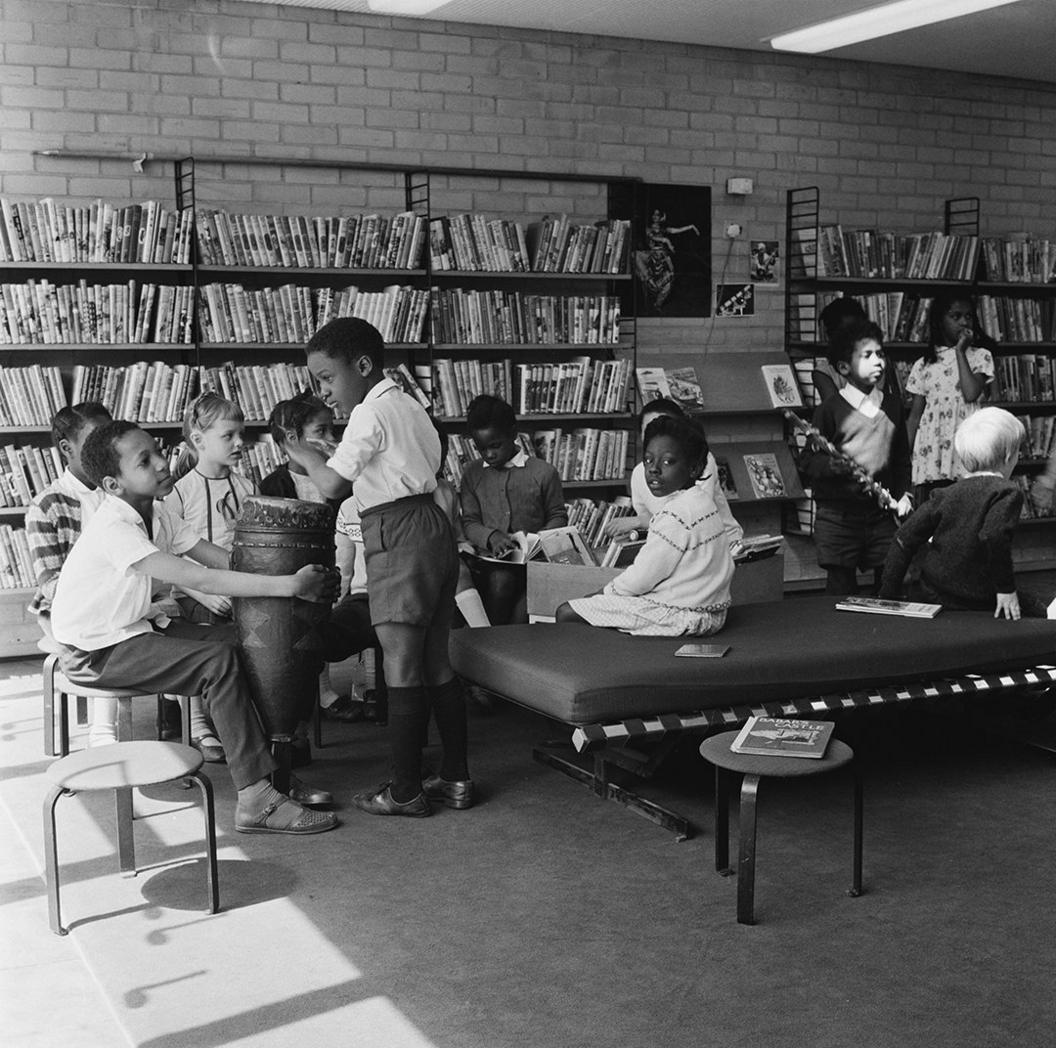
left=906, top=345, right=994, bottom=484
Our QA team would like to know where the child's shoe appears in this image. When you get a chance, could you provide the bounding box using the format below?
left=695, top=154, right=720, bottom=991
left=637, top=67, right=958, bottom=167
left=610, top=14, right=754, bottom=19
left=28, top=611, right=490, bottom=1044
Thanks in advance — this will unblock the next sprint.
left=351, top=782, right=431, bottom=817
left=421, top=770, right=475, bottom=809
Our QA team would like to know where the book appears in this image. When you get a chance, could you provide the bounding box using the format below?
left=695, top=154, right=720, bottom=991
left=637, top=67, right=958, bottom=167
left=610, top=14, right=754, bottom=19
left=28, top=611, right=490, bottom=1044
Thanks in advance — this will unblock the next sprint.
left=714, top=455, right=738, bottom=500
left=835, top=596, right=942, bottom=618
left=731, top=716, right=835, bottom=759
left=536, top=525, right=597, bottom=566
left=742, top=452, right=786, bottom=498
left=733, top=534, right=783, bottom=562
left=634, top=366, right=670, bottom=403
left=674, top=643, right=730, bottom=658
left=760, top=363, right=804, bottom=409
left=598, top=535, right=645, bottom=568
left=665, top=366, right=705, bottom=410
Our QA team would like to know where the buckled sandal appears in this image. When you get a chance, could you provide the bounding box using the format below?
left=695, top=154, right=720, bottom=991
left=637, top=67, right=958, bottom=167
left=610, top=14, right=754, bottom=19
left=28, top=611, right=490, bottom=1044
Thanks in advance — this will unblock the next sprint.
left=236, top=796, right=338, bottom=835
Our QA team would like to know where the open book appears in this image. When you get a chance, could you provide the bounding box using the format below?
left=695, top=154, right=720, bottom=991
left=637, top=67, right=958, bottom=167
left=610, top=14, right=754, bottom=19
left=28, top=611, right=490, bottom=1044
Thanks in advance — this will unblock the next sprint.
left=474, top=526, right=597, bottom=567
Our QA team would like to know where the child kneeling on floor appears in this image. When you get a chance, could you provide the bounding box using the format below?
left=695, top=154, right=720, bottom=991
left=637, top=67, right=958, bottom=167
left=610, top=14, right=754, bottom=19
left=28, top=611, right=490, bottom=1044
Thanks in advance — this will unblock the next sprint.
left=49, top=420, right=341, bottom=835
left=879, top=407, right=1047, bottom=619
left=556, top=414, right=735, bottom=636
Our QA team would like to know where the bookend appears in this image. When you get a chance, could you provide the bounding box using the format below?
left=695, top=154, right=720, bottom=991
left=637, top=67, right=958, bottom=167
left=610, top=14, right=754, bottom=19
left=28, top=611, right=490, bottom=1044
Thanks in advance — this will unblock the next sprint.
left=532, top=733, right=692, bottom=842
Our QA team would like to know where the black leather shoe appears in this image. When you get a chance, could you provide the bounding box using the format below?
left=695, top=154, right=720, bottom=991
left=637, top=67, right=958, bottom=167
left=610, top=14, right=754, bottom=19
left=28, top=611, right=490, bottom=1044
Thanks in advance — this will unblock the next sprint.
left=351, top=782, right=431, bottom=817
left=288, top=774, right=333, bottom=807
left=422, top=772, right=474, bottom=810
left=321, top=694, right=366, bottom=723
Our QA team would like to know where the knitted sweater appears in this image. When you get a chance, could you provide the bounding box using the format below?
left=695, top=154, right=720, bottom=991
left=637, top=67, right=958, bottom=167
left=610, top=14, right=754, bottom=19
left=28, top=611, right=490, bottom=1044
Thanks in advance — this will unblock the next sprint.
left=460, top=456, right=567, bottom=551
left=802, top=390, right=911, bottom=508
left=878, top=475, right=1022, bottom=607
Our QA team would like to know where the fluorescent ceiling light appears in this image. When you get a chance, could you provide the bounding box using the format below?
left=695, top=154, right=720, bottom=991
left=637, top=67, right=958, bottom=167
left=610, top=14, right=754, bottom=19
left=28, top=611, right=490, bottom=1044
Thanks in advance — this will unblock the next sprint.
left=368, top=0, right=448, bottom=12
left=769, top=0, right=1023, bottom=53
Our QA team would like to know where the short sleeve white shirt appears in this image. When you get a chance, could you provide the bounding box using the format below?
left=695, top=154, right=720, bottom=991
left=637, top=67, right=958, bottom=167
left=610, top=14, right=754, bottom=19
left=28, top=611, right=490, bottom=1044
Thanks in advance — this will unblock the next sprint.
left=51, top=496, right=201, bottom=651
left=326, top=378, right=439, bottom=512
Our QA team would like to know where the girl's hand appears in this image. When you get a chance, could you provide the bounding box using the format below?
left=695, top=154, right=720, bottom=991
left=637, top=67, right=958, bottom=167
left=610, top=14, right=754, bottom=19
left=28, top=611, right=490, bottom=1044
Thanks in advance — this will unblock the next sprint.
left=605, top=517, right=641, bottom=539
left=283, top=434, right=327, bottom=471
left=995, top=591, right=1021, bottom=621
left=955, top=328, right=974, bottom=352
left=894, top=494, right=914, bottom=518
left=293, top=564, right=340, bottom=604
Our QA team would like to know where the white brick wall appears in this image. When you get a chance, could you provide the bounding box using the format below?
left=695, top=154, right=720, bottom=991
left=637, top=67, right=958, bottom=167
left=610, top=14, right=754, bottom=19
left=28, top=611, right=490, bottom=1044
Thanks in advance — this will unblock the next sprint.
left=1, top=0, right=1055, bottom=363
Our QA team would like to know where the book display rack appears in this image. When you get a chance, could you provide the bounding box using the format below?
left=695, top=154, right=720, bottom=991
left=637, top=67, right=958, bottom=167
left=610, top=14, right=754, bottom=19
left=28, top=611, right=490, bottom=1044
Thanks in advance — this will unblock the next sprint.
left=0, top=159, right=640, bottom=648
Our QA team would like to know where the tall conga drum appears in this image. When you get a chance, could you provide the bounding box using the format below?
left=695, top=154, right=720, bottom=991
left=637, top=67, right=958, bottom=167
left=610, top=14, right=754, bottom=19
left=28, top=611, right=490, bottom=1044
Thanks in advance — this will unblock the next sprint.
left=230, top=496, right=336, bottom=770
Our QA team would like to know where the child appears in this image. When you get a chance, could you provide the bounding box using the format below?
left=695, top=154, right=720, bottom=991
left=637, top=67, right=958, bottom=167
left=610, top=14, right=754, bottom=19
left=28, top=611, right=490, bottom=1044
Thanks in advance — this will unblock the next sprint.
left=261, top=393, right=341, bottom=508
left=801, top=318, right=914, bottom=596
left=459, top=394, right=567, bottom=625
left=812, top=297, right=868, bottom=403
left=605, top=397, right=743, bottom=553
left=50, top=420, right=339, bottom=834
left=282, top=317, right=471, bottom=817
left=879, top=407, right=1042, bottom=619
left=905, top=289, right=994, bottom=496
left=556, top=414, right=734, bottom=636
left=26, top=403, right=119, bottom=746
left=162, top=391, right=256, bottom=763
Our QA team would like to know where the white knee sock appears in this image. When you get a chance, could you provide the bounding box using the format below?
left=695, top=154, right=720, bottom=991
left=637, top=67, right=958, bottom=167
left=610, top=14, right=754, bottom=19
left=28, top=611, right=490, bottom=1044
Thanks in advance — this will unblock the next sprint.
left=456, top=587, right=491, bottom=628
left=88, top=696, right=119, bottom=747
left=319, top=665, right=340, bottom=709
left=188, top=695, right=216, bottom=741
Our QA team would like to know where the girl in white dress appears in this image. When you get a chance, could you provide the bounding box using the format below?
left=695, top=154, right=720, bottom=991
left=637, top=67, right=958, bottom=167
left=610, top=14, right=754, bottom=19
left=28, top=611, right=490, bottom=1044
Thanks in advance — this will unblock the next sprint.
left=905, top=290, right=994, bottom=496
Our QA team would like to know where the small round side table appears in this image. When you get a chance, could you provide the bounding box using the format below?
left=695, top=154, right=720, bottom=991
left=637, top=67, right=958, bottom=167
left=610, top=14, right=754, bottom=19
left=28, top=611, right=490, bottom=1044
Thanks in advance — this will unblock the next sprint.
left=699, top=730, right=864, bottom=925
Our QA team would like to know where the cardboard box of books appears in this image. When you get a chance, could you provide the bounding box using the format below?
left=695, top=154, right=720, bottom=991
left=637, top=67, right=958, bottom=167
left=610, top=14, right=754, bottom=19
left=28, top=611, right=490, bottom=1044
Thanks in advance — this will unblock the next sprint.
left=526, top=552, right=784, bottom=623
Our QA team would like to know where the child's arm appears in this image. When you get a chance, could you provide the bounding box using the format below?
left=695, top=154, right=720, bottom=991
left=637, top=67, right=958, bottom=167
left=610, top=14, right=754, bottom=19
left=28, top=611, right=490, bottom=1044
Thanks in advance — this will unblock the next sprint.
left=877, top=504, right=937, bottom=599
left=604, top=521, right=682, bottom=597
left=954, top=334, right=989, bottom=403
left=458, top=471, right=505, bottom=553
left=539, top=469, right=568, bottom=530
left=905, top=394, right=926, bottom=451
left=132, top=549, right=338, bottom=603
left=25, top=499, right=70, bottom=608
left=980, top=487, right=1025, bottom=619
left=282, top=437, right=354, bottom=501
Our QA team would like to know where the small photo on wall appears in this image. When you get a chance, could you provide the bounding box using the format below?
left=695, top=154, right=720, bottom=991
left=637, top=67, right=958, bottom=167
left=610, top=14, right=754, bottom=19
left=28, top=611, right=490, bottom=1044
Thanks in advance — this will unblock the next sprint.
left=716, top=283, right=754, bottom=317
left=750, top=240, right=780, bottom=283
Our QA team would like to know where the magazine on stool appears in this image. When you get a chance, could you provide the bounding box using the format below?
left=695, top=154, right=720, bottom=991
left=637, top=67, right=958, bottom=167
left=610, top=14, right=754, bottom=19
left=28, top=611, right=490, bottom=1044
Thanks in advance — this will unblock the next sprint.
left=730, top=716, right=835, bottom=759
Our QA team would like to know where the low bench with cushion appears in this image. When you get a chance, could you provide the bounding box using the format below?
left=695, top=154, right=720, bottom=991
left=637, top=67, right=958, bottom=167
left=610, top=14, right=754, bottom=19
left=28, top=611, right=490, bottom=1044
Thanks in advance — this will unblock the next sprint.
left=450, top=595, right=1056, bottom=837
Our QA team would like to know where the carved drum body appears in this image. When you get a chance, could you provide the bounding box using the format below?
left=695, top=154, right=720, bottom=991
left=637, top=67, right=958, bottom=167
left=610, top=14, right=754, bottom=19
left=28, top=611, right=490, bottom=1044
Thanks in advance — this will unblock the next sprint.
left=230, top=496, right=336, bottom=739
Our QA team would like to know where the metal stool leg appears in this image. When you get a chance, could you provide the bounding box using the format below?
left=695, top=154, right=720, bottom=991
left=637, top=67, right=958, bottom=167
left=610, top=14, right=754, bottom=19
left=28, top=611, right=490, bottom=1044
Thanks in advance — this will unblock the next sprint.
left=737, top=773, right=761, bottom=926
left=714, top=765, right=731, bottom=875
left=189, top=771, right=220, bottom=915
left=116, top=787, right=136, bottom=875
left=849, top=764, right=864, bottom=898
left=43, top=786, right=66, bottom=935
left=42, top=654, right=59, bottom=757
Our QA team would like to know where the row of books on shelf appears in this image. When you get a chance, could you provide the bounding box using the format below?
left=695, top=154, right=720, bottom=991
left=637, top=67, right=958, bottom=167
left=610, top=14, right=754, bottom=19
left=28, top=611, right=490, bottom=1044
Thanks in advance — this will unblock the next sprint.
left=980, top=237, right=1056, bottom=284
left=429, top=356, right=631, bottom=419
left=197, top=282, right=429, bottom=347
left=1013, top=474, right=1056, bottom=519
left=428, top=214, right=629, bottom=275
left=0, top=367, right=67, bottom=429
left=1016, top=414, right=1056, bottom=461
left=992, top=354, right=1056, bottom=403
left=565, top=495, right=633, bottom=550
left=430, top=288, right=621, bottom=346
left=977, top=295, right=1056, bottom=344
left=0, top=280, right=195, bottom=346
left=0, top=526, right=39, bottom=590
left=196, top=209, right=427, bottom=271
left=0, top=197, right=195, bottom=266
left=533, top=427, right=629, bottom=483
left=0, top=443, right=63, bottom=508
left=813, top=225, right=980, bottom=281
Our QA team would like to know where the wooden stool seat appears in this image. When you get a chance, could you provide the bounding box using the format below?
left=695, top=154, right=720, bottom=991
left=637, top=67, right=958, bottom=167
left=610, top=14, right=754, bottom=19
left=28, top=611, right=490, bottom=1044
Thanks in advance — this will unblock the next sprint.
left=700, top=730, right=864, bottom=925
left=43, top=741, right=219, bottom=935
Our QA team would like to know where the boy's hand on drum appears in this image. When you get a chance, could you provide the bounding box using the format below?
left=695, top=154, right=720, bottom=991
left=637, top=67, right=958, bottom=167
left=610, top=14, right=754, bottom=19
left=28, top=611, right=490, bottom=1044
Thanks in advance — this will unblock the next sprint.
left=293, top=564, right=341, bottom=603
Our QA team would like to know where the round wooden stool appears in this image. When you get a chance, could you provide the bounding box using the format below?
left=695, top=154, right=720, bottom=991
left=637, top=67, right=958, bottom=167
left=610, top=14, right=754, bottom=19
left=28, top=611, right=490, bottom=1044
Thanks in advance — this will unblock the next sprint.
left=700, top=730, right=863, bottom=925
left=43, top=741, right=219, bottom=935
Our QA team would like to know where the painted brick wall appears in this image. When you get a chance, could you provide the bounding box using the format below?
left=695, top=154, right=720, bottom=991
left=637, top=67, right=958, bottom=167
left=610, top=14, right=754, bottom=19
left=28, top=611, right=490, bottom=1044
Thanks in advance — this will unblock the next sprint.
left=2, top=0, right=1056, bottom=368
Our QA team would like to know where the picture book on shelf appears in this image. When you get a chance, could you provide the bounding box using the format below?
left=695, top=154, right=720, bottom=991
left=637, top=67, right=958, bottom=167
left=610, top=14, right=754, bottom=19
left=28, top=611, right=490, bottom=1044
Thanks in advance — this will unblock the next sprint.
left=730, top=716, right=835, bottom=759
left=635, top=367, right=671, bottom=403
left=634, top=365, right=704, bottom=411
left=760, top=364, right=804, bottom=409
left=743, top=452, right=786, bottom=499
left=714, top=456, right=738, bottom=500
left=835, top=596, right=942, bottom=618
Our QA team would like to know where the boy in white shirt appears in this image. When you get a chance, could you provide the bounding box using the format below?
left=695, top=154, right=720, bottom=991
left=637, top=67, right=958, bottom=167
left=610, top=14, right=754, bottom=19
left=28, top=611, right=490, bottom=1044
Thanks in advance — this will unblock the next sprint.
left=50, top=420, right=340, bottom=836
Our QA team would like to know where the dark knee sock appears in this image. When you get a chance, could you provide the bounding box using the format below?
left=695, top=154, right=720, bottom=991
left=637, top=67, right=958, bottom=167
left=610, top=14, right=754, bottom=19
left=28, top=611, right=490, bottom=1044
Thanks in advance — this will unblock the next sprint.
left=387, top=686, right=428, bottom=803
left=429, top=677, right=469, bottom=782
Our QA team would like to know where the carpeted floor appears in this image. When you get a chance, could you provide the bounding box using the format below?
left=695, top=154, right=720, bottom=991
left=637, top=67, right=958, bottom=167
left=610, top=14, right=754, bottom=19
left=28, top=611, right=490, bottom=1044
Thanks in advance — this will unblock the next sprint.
left=3, top=654, right=1056, bottom=1048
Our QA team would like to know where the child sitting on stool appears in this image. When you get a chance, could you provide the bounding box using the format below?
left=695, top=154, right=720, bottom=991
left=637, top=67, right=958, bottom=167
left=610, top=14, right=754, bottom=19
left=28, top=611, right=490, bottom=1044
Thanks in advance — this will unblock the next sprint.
left=50, top=420, right=340, bottom=835
left=556, top=415, right=734, bottom=636
left=459, top=394, right=568, bottom=625
left=801, top=318, right=914, bottom=596
left=879, top=407, right=1045, bottom=619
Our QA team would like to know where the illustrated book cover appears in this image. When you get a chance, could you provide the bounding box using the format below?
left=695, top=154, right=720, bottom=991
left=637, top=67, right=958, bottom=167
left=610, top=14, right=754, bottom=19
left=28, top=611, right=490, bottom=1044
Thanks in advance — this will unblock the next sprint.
left=835, top=596, right=942, bottom=618
left=714, top=455, right=738, bottom=500
left=760, top=364, right=804, bottom=409
left=730, top=716, right=835, bottom=759
left=743, top=452, right=787, bottom=498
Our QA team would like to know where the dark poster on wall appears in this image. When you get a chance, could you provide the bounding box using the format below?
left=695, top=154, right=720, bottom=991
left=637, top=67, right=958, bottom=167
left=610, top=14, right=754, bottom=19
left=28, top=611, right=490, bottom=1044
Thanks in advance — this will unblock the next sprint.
left=610, top=181, right=711, bottom=317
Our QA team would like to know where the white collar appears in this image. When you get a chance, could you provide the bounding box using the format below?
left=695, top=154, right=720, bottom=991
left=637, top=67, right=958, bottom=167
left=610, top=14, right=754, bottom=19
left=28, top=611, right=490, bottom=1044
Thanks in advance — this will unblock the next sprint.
left=483, top=448, right=529, bottom=470
left=839, top=383, right=883, bottom=419
left=365, top=377, right=400, bottom=402
left=63, top=468, right=96, bottom=496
